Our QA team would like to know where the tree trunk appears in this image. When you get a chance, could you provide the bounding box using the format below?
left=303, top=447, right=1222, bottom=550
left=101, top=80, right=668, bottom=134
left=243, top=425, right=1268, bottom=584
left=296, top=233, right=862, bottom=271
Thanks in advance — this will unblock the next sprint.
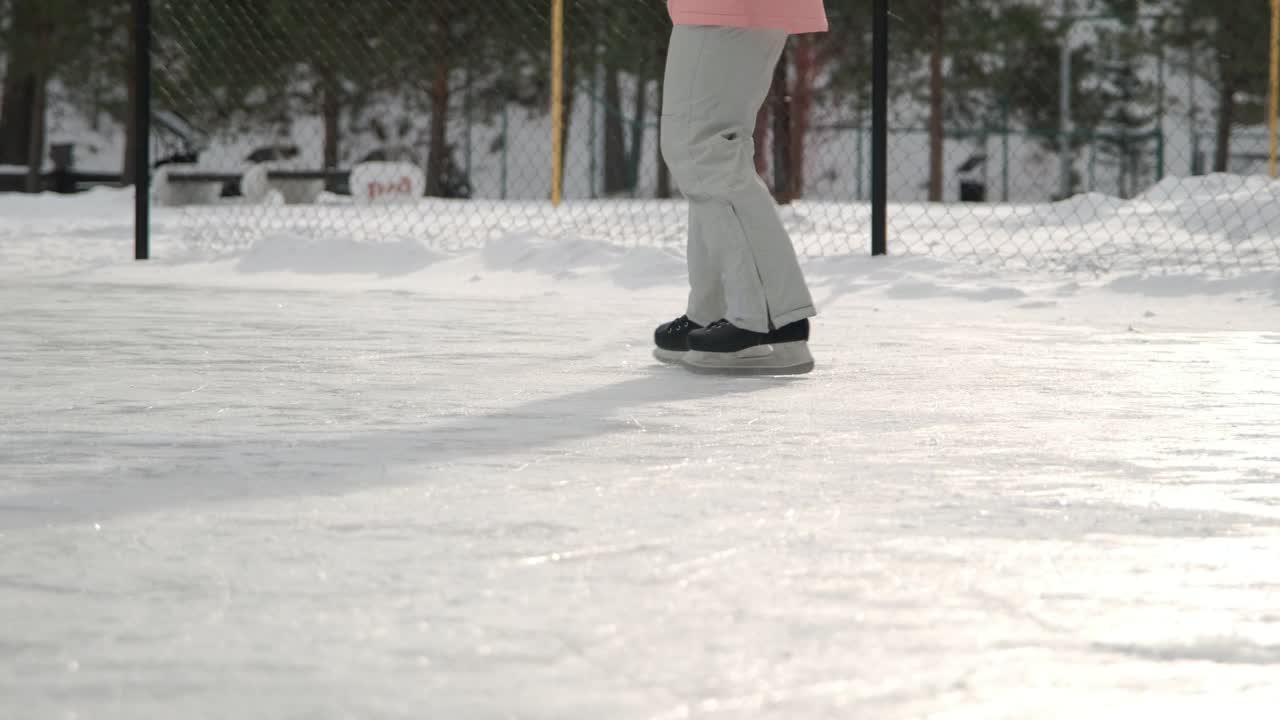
left=0, top=75, right=36, bottom=166
left=753, top=103, right=769, bottom=178
left=1214, top=74, right=1235, bottom=173
left=0, top=0, right=38, bottom=167
left=25, top=68, right=47, bottom=194
left=24, top=13, right=52, bottom=195
left=626, top=71, right=648, bottom=193
left=788, top=35, right=817, bottom=200
left=770, top=47, right=791, bottom=204
left=321, top=70, right=341, bottom=192
left=426, top=62, right=450, bottom=196
left=603, top=62, right=626, bottom=195
left=655, top=33, right=672, bottom=199
left=656, top=70, right=672, bottom=199
left=1125, top=136, right=1139, bottom=199
left=425, top=5, right=451, bottom=197
left=928, top=0, right=946, bottom=202
left=656, top=131, right=671, bottom=198
left=123, top=5, right=138, bottom=186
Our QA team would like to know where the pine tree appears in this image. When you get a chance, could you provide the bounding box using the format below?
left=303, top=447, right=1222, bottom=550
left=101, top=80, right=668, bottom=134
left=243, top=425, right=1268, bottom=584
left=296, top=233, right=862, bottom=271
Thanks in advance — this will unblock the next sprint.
left=893, top=0, right=1022, bottom=201
left=0, top=0, right=97, bottom=188
left=1163, top=0, right=1272, bottom=172
left=1095, top=24, right=1155, bottom=198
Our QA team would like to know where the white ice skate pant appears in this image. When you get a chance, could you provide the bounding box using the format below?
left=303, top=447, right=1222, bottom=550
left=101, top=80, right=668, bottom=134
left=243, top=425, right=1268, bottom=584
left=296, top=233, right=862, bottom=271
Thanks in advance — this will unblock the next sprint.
left=660, top=25, right=817, bottom=335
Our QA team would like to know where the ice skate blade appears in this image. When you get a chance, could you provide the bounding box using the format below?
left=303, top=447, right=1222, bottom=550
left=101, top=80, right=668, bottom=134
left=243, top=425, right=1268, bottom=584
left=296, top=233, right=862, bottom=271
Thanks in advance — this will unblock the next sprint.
left=681, top=342, right=815, bottom=376
left=653, top=348, right=687, bottom=365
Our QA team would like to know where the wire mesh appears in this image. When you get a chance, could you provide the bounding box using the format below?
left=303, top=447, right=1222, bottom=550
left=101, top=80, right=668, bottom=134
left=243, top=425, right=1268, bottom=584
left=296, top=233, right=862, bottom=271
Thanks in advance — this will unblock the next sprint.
left=881, top=0, right=1280, bottom=275
left=152, top=0, right=1280, bottom=276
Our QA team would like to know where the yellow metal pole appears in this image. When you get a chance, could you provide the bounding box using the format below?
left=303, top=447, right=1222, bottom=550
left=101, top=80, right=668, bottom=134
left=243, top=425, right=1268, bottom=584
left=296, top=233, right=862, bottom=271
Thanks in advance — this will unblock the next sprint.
left=1269, top=0, right=1279, bottom=178
left=551, top=0, right=565, bottom=205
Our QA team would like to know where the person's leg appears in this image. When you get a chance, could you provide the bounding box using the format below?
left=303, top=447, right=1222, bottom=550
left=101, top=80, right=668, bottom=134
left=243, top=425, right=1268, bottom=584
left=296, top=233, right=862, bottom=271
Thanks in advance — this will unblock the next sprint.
left=683, top=205, right=726, bottom=325
left=661, top=26, right=725, bottom=327
left=661, top=25, right=816, bottom=335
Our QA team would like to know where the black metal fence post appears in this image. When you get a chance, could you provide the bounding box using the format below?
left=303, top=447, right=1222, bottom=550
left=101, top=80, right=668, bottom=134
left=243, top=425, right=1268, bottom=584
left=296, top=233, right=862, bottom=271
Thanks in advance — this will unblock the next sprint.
left=134, top=0, right=151, bottom=261
left=871, top=0, right=889, bottom=257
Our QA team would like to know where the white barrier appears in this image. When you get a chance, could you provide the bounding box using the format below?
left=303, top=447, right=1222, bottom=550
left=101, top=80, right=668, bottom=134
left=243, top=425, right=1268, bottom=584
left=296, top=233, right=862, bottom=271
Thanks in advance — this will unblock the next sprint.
left=240, top=164, right=324, bottom=205
left=153, top=166, right=222, bottom=207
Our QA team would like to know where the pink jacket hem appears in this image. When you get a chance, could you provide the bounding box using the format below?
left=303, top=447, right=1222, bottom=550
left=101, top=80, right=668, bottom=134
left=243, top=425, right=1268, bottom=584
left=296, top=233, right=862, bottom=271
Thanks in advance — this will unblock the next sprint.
left=668, top=2, right=829, bottom=35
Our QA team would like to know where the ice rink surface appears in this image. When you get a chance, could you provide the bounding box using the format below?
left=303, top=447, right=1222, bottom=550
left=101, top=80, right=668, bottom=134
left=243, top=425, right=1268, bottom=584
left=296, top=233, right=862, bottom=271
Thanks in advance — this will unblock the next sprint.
left=2, top=189, right=1280, bottom=718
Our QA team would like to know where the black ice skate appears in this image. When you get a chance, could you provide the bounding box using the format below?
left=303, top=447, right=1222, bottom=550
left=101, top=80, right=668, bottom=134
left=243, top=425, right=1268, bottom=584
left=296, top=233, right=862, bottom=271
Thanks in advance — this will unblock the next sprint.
left=683, top=319, right=814, bottom=375
left=652, top=315, right=704, bottom=364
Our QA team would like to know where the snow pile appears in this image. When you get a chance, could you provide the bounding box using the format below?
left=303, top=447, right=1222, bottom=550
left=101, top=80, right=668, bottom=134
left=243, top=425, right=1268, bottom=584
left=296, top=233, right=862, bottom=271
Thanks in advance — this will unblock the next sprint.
left=236, top=234, right=443, bottom=276
left=892, top=174, right=1280, bottom=275
left=2, top=176, right=1279, bottom=295
left=141, top=173, right=1280, bottom=277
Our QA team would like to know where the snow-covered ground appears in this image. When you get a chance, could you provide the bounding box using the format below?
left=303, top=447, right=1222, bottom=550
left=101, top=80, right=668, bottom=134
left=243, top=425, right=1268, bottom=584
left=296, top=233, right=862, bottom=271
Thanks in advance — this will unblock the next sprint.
left=2, top=186, right=1279, bottom=719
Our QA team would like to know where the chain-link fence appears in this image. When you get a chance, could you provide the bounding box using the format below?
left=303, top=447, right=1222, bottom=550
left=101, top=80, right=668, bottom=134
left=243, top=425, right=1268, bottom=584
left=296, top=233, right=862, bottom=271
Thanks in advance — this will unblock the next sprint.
left=881, top=0, right=1280, bottom=274
left=150, top=0, right=1280, bottom=275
